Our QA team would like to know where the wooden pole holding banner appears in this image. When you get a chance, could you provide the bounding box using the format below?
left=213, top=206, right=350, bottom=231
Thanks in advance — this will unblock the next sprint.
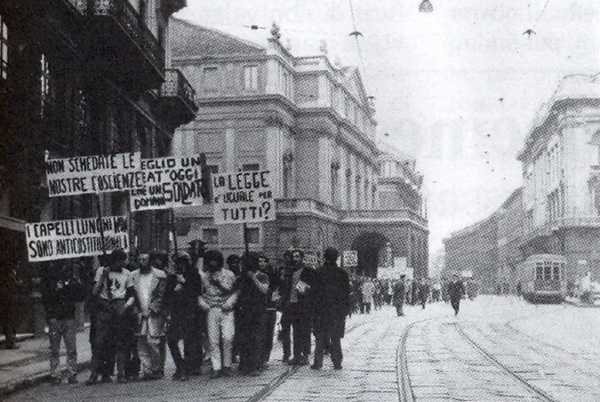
left=243, top=222, right=249, bottom=256
left=95, top=193, right=107, bottom=258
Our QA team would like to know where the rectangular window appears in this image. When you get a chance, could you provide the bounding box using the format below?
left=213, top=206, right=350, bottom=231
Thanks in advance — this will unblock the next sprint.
left=207, top=165, right=219, bottom=174
left=552, top=263, right=560, bottom=280
left=243, top=65, right=258, bottom=91
left=0, top=14, right=7, bottom=80
left=203, top=66, right=218, bottom=93
left=244, top=227, right=260, bottom=244
left=544, top=262, right=552, bottom=281
left=202, top=228, right=219, bottom=244
left=535, top=263, right=543, bottom=280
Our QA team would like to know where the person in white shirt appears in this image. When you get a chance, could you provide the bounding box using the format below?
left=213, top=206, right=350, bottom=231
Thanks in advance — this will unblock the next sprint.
left=198, top=250, right=238, bottom=378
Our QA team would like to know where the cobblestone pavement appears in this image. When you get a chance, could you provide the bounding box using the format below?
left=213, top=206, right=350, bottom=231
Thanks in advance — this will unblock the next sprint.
left=405, top=296, right=600, bottom=402
left=7, top=297, right=598, bottom=401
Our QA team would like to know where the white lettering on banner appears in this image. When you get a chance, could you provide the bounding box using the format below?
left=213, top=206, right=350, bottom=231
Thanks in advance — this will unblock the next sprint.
left=212, top=170, right=275, bottom=225
left=46, top=152, right=142, bottom=197
left=130, top=155, right=205, bottom=211
left=25, top=216, right=129, bottom=262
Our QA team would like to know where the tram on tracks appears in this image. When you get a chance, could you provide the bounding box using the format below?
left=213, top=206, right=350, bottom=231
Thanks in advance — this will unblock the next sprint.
left=516, top=254, right=566, bottom=303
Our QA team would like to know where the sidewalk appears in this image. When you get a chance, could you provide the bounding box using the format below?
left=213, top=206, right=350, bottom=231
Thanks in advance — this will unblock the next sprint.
left=0, top=328, right=92, bottom=397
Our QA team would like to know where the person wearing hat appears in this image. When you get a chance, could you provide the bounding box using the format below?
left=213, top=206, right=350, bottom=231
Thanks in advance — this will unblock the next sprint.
left=87, top=248, right=136, bottom=385
left=310, top=248, right=349, bottom=370
left=166, top=251, right=203, bottom=381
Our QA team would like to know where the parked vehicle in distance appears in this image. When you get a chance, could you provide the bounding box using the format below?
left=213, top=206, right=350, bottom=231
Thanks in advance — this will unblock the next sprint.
left=516, top=254, right=566, bottom=303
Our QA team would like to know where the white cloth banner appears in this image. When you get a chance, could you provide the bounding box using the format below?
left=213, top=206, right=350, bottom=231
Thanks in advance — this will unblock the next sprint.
left=212, top=170, right=275, bottom=225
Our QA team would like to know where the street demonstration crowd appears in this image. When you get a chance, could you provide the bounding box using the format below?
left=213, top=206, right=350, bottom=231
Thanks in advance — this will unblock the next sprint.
left=37, top=242, right=467, bottom=386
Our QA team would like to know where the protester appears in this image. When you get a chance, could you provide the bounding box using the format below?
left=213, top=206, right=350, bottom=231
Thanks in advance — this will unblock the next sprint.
left=393, top=276, right=406, bottom=317
left=280, top=249, right=315, bottom=366
left=258, top=254, right=279, bottom=367
left=166, top=251, right=202, bottom=381
left=237, top=253, right=269, bottom=375
left=41, top=260, right=85, bottom=384
left=277, top=250, right=293, bottom=363
left=311, top=248, right=349, bottom=370
left=130, top=252, right=168, bottom=382
left=227, top=254, right=242, bottom=363
left=448, top=273, right=466, bottom=316
left=187, top=240, right=208, bottom=373
left=87, top=249, right=136, bottom=385
left=124, top=255, right=141, bottom=381
left=198, top=250, right=238, bottom=378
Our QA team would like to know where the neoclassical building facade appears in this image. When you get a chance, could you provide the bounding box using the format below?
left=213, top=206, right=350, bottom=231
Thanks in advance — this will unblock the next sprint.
left=170, top=20, right=428, bottom=277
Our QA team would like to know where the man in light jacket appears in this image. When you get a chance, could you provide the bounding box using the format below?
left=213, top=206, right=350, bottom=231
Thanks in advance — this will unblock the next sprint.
left=198, top=250, right=238, bottom=378
left=131, top=253, right=168, bottom=381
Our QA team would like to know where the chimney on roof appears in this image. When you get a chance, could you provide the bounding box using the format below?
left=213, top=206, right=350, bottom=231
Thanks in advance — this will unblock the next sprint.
left=319, top=40, right=328, bottom=55
left=271, top=22, right=281, bottom=41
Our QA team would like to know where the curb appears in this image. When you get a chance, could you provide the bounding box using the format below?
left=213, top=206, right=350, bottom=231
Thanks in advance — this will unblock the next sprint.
left=0, top=360, right=91, bottom=398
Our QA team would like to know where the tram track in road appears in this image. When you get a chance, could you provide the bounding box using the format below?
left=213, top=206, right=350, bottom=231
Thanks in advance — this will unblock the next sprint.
left=247, top=314, right=375, bottom=402
left=454, top=322, right=559, bottom=402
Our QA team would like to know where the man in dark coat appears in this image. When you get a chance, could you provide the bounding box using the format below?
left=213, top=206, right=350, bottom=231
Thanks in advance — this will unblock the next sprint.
left=447, top=274, right=466, bottom=316
left=392, top=276, right=406, bottom=317
left=280, top=249, right=315, bottom=366
left=311, top=248, right=349, bottom=370
left=418, top=278, right=429, bottom=309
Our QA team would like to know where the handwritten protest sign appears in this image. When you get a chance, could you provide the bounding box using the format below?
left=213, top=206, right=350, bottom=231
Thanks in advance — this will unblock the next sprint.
left=25, top=216, right=129, bottom=262
left=342, top=250, right=358, bottom=267
left=130, top=155, right=205, bottom=212
left=46, top=152, right=142, bottom=197
left=212, top=170, right=275, bottom=225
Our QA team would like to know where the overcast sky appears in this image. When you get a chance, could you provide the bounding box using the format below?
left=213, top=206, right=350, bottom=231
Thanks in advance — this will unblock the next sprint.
left=176, top=0, right=600, bottom=254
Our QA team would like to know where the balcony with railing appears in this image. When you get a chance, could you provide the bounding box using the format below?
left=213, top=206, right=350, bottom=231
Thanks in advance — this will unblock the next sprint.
left=84, top=0, right=165, bottom=90
left=159, top=69, right=198, bottom=126
left=521, top=216, right=600, bottom=244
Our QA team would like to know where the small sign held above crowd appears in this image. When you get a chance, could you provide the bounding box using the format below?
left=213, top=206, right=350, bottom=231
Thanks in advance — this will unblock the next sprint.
left=130, top=155, right=208, bottom=212
left=25, top=216, right=129, bottom=262
left=212, top=170, right=275, bottom=225
left=342, top=250, right=358, bottom=268
left=46, top=152, right=142, bottom=197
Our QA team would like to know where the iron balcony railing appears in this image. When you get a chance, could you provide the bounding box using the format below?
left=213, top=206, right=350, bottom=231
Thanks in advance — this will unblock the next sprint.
left=86, top=0, right=164, bottom=78
left=161, top=69, right=198, bottom=113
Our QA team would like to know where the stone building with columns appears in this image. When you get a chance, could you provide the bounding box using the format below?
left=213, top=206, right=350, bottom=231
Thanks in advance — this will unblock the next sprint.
left=170, top=19, right=428, bottom=277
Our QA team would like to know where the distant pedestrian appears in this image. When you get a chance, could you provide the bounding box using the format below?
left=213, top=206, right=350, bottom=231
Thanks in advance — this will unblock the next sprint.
left=418, top=278, right=429, bottom=309
left=392, top=276, right=406, bottom=316
left=277, top=251, right=293, bottom=363
left=41, top=261, right=85, bottom=385
left=311, top=248, right=349, bottom=370
left=447, top=274, right=466, bottom=316
left=360, top=279, right=375, bottom=314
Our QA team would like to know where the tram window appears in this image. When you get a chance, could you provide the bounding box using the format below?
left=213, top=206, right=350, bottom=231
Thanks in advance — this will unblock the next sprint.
left=552, top=263, right=560, bottom=280
left=536, top=263, right=544, bottom=280
left=544, top=262, right=552, bottom=280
